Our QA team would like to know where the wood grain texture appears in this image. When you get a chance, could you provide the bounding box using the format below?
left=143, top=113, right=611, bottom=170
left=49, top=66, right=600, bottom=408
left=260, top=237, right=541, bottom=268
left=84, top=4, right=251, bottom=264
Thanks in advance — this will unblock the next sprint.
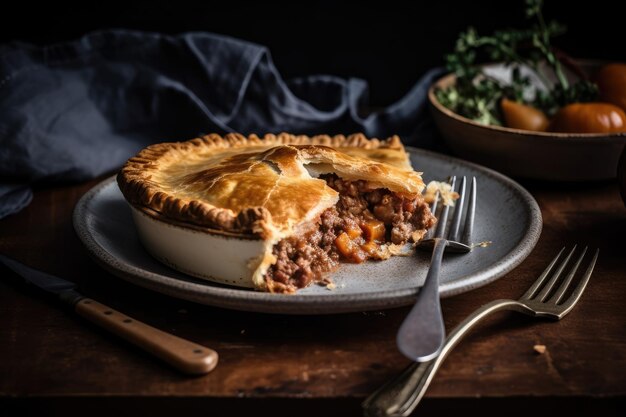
left=1, top=177, right=625, bottom=412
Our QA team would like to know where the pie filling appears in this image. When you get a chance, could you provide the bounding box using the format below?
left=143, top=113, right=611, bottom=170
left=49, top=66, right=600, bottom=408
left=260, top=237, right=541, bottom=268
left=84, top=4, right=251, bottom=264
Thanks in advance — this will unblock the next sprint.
left=265, top=175, right=436, bottom=293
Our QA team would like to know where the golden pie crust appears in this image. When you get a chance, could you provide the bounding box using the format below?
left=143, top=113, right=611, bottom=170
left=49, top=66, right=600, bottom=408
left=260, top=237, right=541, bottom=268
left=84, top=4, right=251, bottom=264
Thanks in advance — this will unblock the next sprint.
left=117, top=132, right=427, bottom=291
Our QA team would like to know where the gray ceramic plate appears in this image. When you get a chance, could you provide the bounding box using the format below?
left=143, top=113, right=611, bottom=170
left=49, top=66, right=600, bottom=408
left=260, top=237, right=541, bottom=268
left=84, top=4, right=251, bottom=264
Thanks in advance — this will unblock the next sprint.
left=73, top=148, right=542, bottom=314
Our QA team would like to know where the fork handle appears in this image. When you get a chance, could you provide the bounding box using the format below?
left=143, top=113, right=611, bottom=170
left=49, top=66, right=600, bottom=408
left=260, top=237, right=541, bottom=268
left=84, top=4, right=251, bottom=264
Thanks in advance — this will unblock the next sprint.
left=396, top=238, right=448, bottom=362
left=364, top=299, right=529, bottom=417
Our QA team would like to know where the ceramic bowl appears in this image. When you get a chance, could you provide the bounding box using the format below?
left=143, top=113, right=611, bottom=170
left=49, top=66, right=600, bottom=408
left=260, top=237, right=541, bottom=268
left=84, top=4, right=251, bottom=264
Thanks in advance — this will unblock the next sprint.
left=428, top=63, right=626, bottom=181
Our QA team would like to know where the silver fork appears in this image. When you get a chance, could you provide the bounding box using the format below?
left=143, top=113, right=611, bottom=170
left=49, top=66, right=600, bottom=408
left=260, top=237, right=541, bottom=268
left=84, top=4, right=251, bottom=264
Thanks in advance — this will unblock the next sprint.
left=363, top=245, right=599, bottom=417
left=396, top=176, right=476, bottom=362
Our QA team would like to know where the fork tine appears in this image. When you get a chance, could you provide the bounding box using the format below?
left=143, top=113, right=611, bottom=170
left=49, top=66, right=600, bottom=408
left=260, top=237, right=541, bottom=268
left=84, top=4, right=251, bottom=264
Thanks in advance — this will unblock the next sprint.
left=559, top=249, right=599, bottom=311
left=430, top=191, right=440, bottom=216
left=427, top=191, right=440, bottom=239
left=520, top=247, right=565, bottom=300
left=550, top=246, right=588, bottom=305
left=433, top=176, right=456, bottom=239
left=460, top=177, right=476, bottom=245
left=447, top=176, right=466, bottom=242
left=534, top=245, right=577, bottom=302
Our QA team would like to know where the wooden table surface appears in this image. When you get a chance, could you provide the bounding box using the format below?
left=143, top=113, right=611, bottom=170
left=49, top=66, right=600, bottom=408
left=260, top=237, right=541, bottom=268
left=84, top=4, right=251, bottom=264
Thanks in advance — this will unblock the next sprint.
left=1, top=175, right=625, bottom=416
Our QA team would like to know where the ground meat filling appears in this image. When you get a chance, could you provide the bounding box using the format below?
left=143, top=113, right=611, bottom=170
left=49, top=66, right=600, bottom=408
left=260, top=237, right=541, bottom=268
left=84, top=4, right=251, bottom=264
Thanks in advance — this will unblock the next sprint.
left=265, top=175, right=436, bottom=292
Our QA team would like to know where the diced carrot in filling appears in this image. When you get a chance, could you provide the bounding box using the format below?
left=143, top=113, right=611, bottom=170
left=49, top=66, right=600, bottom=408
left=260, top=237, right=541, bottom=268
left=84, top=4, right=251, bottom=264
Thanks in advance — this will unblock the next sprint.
left=345, top=222, right=362, bottom=240
left=361, top=220, right=385, bottom=242
left=334, top=219, right=385, bottom=263
left=360, top=240, right=378, bottom=256
left=335, top=232, right=353, bottom=256
left=335, top=232, right=367, bottom=263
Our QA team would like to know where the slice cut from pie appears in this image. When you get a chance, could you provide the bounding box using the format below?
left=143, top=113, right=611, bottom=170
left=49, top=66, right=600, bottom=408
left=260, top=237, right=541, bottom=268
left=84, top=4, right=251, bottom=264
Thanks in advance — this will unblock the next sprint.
left=117, top=133, right=436, bottom=293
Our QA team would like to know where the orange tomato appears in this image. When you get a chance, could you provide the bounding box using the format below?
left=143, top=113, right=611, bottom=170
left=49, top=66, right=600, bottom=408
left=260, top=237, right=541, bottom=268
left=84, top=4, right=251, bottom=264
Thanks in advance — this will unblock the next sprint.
left=595, top=63, right=626, bottom=112
left=501, top=98, right=549, bottom=131
left=549, top=102, right=626, bottom=134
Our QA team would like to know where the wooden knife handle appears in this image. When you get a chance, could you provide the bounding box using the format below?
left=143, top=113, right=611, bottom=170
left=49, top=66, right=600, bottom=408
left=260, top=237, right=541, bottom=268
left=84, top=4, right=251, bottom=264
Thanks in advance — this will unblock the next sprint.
left=75, top=298, right=218, bottom=375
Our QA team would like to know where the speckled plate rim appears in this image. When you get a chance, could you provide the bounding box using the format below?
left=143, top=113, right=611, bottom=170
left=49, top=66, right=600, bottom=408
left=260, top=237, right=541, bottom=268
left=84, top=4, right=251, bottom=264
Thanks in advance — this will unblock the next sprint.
left=73, top=148, right=542, bottom=315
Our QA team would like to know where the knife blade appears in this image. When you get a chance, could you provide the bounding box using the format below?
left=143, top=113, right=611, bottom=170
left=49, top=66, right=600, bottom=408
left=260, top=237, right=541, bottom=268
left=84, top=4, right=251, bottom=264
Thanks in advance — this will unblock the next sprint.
left=0, top=253, right=77, bottom=293
left=0, top=254, right=218, bottom=375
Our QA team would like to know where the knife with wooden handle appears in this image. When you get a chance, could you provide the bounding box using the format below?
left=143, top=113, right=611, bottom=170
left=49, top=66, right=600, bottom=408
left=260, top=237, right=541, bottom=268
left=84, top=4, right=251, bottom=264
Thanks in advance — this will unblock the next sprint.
left=0, top=254, right=218, bottom=375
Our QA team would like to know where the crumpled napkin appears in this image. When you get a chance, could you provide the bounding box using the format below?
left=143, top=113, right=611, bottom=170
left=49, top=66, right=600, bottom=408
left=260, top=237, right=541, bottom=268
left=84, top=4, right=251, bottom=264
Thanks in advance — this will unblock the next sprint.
left=0, top=29, right=445, bottom=219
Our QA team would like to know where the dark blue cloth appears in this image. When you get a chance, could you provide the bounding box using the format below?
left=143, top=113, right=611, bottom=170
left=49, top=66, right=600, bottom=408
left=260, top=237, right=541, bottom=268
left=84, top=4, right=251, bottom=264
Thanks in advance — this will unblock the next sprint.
left=0, top=30, right=445, bottom=219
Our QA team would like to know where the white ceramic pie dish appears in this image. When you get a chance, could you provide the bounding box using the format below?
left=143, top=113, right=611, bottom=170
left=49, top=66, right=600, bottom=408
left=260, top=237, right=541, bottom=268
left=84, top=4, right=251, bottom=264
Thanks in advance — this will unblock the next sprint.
left=130, top=206, right=264, bottom=289
left=117, top=133, right=433, bottom=293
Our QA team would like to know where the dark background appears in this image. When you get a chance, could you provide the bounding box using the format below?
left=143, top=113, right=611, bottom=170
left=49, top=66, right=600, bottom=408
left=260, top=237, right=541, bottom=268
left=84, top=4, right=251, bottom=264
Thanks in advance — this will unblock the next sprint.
left=1, top=0, right=623, bottom=106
